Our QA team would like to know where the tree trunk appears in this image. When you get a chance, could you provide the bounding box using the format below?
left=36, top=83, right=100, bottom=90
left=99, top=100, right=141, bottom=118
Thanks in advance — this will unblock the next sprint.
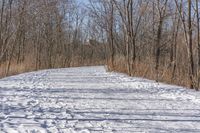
left=196, top=0, right=200, bottom=89
left=188, top=0, right=195, bottom=89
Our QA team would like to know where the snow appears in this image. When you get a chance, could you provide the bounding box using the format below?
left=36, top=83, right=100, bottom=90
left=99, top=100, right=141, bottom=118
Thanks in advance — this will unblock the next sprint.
left=0, top=66, right=200, bottom=133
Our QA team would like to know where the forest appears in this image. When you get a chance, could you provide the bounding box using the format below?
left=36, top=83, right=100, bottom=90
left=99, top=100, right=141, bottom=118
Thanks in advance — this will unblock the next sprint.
left=0, top=0, right=200, bottom=90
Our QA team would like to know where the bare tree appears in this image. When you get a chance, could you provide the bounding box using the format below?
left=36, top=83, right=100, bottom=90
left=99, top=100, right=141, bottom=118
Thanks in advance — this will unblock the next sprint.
left=187, top=0, right=195, bottom=89
left=196, top=0, right=200, bottom=89
left=155, top=0, right=168, bottom=80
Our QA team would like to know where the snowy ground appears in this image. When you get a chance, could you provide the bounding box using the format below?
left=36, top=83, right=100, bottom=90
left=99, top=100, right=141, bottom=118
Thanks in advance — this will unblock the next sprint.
left=1, top=66, right=200, bottom=133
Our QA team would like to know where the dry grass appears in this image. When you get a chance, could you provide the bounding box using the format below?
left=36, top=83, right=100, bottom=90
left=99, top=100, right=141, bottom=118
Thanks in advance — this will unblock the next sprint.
left=108, top=55, right=192, bottom=89
left=0, top=59, right=35, bottom=78
left=0, top=56, right=105, bottom=79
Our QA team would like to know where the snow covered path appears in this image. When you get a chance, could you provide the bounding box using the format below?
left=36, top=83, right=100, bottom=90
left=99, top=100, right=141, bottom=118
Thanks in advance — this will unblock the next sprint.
left=1, top=66, right=200, bottom=133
